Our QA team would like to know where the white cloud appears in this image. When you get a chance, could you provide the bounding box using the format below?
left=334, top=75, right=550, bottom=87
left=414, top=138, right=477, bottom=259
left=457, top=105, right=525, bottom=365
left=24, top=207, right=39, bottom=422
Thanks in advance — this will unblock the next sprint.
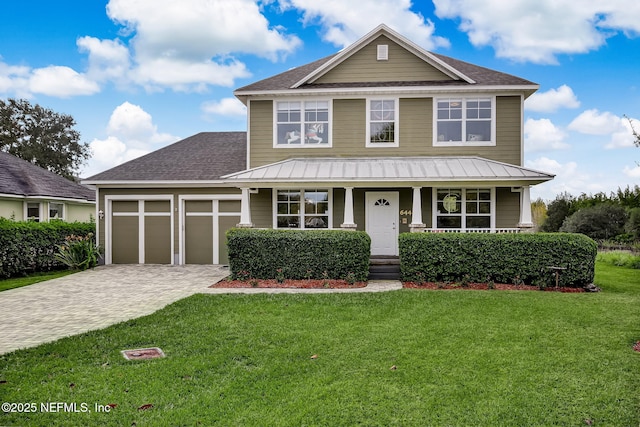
left=4, top=0, right=304, bottom=97
left=83, top=102, right=179, bottom=177
left=0, top=61, right=100, bottom=98
left=201, top=97, right=247, bottom=117
left=568, top=109, right=638, bottom=148
left=623, top=164, right=640, bottom=179
left=87, top=136, right=149, bottom=176
left=106, top=101, right=177, bottom=147
left=0, top=60, right=30, bottom=96
left=107, top=0, right=300, bottom=60
left=524, top=118, right=570, bottom=152
left=77, top=36, right=131, bottom=83
left=97, top=0, right=300, bottom=91
left=526, top=156, right=601, bottom=200
left=433, top=0, right=640, bottom=63
left=131, top=57, right=250, bottom=92
left=28, top=66, right=101, bottom=98
left=280, top=0, right=449, bottom=49
left=525, top=85, right=580, bottom=113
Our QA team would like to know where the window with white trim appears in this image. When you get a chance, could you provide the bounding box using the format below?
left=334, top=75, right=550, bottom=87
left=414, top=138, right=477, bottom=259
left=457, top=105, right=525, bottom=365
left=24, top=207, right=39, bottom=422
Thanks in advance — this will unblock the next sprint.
left=435, top=188, right=493, bottom=229
left=276, top=189, right=330, bottom=229
left=49, top=202, right=64, bottom=220
left=27, top=202, right=40, bottom=222
left=367, top=99, right=398, bottom=147
left=275, top=101, right=329, bottom=146
left=435, top=97, right=494, bottom=145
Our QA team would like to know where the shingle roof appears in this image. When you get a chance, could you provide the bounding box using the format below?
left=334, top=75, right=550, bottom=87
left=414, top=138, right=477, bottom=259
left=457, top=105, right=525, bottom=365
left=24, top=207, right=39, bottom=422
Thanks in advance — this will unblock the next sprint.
left=222, top=157, right=554, bottom=185
left=84, top=132, right=247, bottom=182
left=0, top=151, right=95, bottom=201
left=235, top=54, right=338, bottom=93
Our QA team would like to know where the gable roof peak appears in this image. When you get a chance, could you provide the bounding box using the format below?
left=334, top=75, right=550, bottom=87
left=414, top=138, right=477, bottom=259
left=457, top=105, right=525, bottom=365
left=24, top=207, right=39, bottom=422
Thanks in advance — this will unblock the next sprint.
left=291, top=23, right=475, bottom=88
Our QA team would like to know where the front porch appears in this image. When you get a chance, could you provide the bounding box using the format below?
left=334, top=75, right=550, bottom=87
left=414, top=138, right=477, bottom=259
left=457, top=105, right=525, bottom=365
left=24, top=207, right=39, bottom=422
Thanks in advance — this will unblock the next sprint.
left=223, top=156, right=553, bottom=255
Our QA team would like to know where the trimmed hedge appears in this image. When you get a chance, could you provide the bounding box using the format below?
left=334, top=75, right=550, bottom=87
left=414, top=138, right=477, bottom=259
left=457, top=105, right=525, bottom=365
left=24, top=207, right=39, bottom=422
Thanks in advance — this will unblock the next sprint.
left=0, top=219, right=96, bottom=278
left=227, top=228, right=371, bottom=281
left=399, top=232, right=597, bottom=287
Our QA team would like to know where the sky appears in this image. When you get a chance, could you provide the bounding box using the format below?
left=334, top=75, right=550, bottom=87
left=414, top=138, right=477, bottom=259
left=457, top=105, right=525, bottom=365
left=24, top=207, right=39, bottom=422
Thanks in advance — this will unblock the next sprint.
left=0, top=0, right=639, bottom=201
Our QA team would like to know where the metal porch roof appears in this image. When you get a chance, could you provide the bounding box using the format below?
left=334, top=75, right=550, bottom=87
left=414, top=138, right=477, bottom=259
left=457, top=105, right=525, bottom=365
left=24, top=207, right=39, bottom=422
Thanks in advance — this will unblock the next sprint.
left=222, top=157, right=554, bottom=186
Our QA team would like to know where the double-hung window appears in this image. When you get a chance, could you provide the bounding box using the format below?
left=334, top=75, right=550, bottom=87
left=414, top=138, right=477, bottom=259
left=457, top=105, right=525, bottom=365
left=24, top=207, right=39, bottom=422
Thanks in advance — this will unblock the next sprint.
left=367, top=99, right=398, bottom=147
left=435, top=97, right=494, bottom=145
left=49, top=202, right=64, bottom=220
left=275, top=189, right=330, bottom=229
left=434, top=188, right=494, bottom=230
left=276, top=101, right=329, bottom=146
left=26, top=202, right=41, bottom=222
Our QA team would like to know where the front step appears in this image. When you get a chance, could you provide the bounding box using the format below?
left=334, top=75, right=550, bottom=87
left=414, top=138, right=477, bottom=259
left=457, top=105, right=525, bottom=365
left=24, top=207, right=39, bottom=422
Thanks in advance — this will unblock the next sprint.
left=368, top=256, right=401, bottom=280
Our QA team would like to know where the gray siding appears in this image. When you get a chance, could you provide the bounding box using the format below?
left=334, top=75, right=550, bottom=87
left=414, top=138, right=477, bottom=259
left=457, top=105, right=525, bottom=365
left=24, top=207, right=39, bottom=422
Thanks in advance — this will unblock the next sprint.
left=315, top=35, right=452, bottom=84
left=249, top=96, right=522, bottom=167
left=496, top=187, right=521, bottom=228
left=250, top=189, right=273, bottom=229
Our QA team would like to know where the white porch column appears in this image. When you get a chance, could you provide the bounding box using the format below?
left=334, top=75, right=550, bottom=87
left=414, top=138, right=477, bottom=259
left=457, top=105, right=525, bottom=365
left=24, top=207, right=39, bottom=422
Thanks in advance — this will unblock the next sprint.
left=518, top=185, right=534, bottom=229
left=410, top=186, right=426, bottom=232
left=237, top=187, right=254, bottom=228
left=341, top=187, right=357, bottom=229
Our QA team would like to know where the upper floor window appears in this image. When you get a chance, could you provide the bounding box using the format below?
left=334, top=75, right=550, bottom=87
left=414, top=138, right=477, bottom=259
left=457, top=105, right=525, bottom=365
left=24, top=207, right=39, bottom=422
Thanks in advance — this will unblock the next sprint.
left=275, top=101, right=330, bottom=147
left=434, top=97, right=495, bottom=146
left=367, top=99, right=398, bottom=147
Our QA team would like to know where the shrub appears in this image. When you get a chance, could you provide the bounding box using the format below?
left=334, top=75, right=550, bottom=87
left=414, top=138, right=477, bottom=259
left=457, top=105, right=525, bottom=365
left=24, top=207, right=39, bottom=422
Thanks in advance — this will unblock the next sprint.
left=227, top=228, right=370, bottom=281
left=0, top=219, right=95, bottom=278
left=560, top=204, right=628, bottom=240
left=399, top=232, right=597, bottom=287
left=625, top=207, right=640, bottom=240
left=55, top=233, right=101, bottom=270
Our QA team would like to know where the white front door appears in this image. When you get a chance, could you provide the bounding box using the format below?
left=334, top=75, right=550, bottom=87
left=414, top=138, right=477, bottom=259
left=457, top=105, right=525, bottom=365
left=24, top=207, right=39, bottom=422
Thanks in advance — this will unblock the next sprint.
left=366, top=192, right=399, bottom=256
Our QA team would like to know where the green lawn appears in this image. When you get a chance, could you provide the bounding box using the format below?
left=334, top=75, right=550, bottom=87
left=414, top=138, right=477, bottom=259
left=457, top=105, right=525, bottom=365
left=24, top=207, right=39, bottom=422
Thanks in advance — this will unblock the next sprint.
left=0, top=270, right=77, bottom=292
left=1, top=262, right=638, bottom=426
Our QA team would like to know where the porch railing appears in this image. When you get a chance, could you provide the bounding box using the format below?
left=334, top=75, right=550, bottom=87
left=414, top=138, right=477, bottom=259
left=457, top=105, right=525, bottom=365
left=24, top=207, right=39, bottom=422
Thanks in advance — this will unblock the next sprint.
left=423, top=228, right=521, bottom=234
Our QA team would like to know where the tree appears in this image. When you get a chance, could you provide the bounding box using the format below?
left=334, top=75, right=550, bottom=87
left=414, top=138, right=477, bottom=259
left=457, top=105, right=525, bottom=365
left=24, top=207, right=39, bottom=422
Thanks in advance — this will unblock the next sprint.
left=626, top=115, right=640, bottom=148
left=540, top=192, right=573, bottom=232
left=614, top=185, right=640, bottom=209
left=0, top=98, right=90, bottom=180
left=626, top=208, right=640, bottom=240
left=530, top=198, right=547, bottom=231
left=560, top=204, right=628, bottom=240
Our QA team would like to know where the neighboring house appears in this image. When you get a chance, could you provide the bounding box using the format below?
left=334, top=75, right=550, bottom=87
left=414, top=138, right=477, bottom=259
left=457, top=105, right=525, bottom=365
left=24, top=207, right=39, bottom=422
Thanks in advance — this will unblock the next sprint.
left=84, top=24, right=553, bottom=265
left=0, top=151, right=95, bottom=222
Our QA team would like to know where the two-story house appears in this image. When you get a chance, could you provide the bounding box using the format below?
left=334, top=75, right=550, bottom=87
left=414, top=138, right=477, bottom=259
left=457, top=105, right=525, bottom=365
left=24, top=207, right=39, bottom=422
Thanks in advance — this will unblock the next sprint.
left=85, top=24, right=553, bottom=265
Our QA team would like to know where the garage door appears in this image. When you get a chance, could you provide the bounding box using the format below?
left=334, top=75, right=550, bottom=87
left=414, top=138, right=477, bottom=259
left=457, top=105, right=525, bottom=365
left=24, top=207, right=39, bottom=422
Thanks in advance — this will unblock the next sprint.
left=109, top=198, right=173, bottom=264
left=183, top=198, right=241, bottom=265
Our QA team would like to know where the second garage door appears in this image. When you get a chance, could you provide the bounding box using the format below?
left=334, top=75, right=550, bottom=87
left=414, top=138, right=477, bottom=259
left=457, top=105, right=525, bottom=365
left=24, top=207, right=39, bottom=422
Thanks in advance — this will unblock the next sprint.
left=182, top=198, right=241, bottom=265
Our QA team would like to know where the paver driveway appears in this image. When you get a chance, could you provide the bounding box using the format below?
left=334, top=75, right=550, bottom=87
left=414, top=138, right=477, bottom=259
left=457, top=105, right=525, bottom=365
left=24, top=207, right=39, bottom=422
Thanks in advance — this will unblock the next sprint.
left=0, top=265, right=228, bottom=355
left=0, top=265, right=402, bottom=355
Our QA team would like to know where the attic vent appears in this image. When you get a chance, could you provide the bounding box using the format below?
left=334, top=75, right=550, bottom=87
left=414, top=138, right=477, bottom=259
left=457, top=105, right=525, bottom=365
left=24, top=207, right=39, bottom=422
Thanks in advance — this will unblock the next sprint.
left=377, top=44, right=388, bottom=61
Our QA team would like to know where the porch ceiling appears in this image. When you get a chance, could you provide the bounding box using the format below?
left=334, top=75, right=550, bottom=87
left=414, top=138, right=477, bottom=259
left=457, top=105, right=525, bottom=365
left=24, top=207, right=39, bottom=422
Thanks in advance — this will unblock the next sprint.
left=221, top=156, right=554, bottom=187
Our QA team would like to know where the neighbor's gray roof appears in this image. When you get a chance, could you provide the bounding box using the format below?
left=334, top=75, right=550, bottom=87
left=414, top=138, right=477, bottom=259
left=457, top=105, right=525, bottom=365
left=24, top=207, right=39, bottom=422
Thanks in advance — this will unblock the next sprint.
left=85, top=132, right=247, bottom=182
left=222, top=157, right=554, bottom=186
left=0, top=151, right=95, bottom=201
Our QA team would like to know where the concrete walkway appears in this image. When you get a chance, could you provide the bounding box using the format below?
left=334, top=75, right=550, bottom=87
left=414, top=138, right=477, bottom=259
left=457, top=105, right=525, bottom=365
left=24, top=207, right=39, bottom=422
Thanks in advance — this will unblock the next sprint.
left=0, top=265, right=402, bottom=355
